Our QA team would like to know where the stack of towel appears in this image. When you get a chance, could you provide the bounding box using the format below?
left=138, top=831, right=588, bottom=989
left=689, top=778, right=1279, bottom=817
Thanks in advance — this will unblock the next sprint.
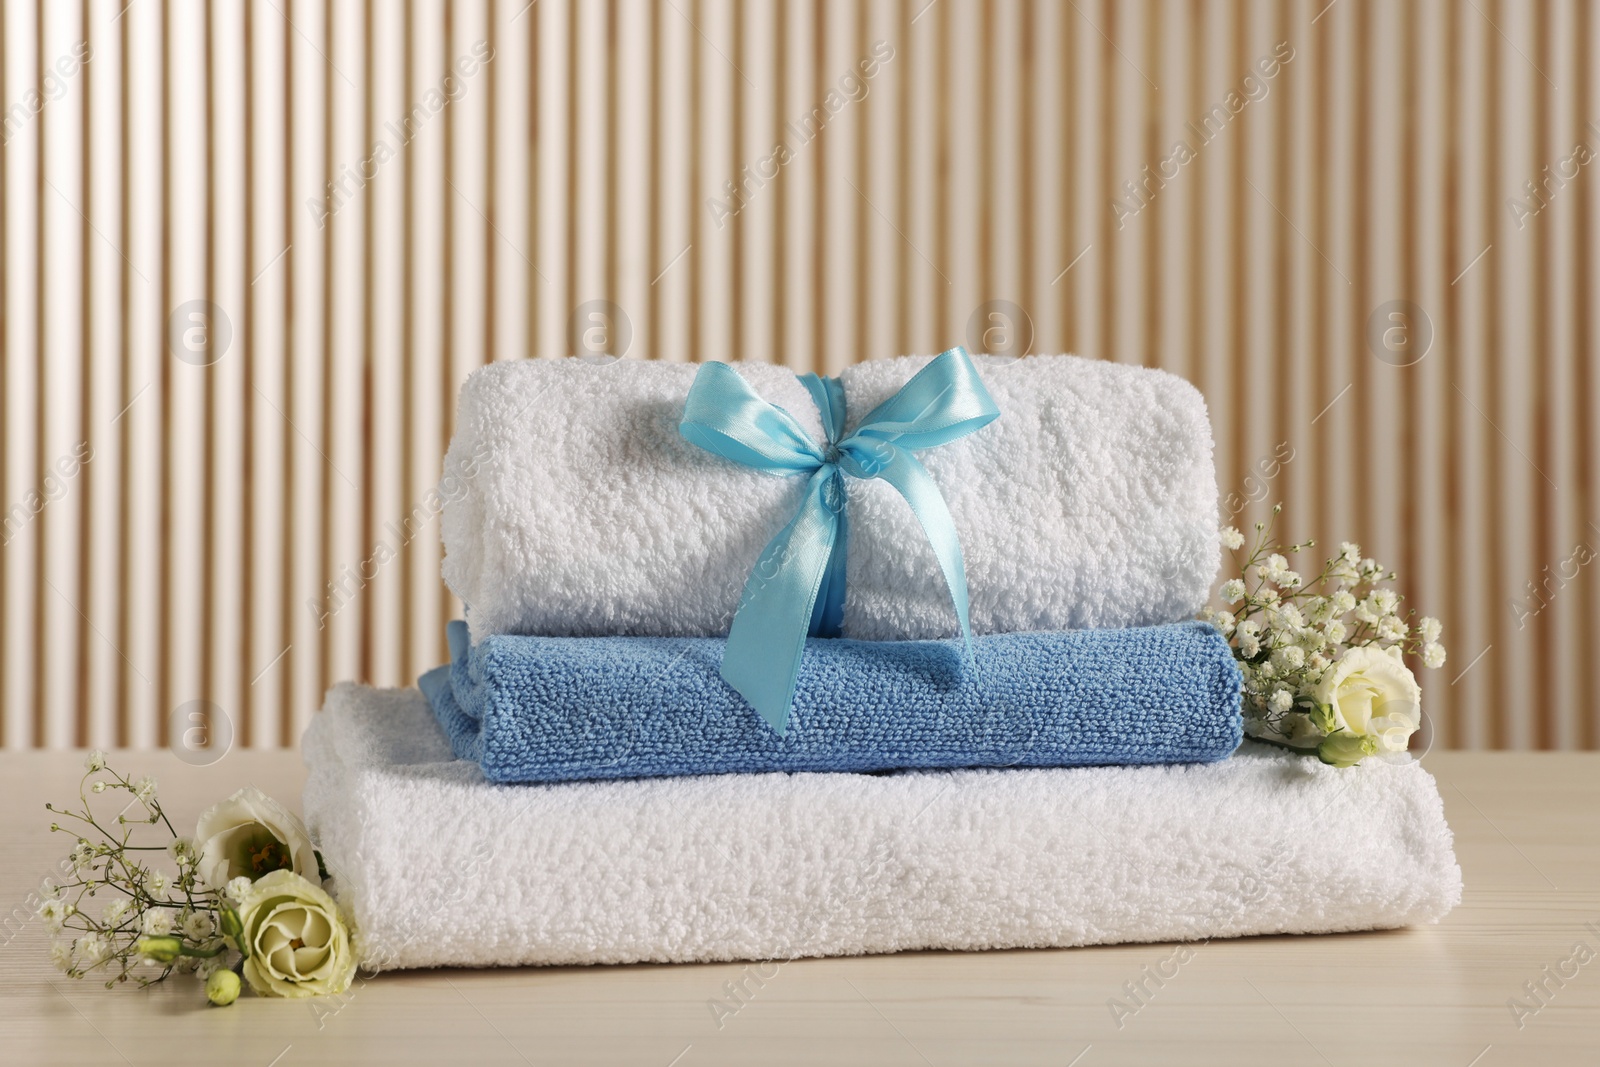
left=301, top=353, right=1461, bottom=969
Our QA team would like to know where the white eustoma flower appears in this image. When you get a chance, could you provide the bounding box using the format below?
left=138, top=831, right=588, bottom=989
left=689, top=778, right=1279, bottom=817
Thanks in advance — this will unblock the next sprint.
left=142, top=908, right=175, bottom=936
left=1366, top=712, right=1421, bottom=756
left=1221, top=526, right=1245, bottom=550
left=1418, top=616, right=1443, bottom=644
left=1221, top=578, right=1246, bottom=604
left=237, top=870, right=356, bottom=999
left=1423, top=643, right=1447, bottom=669
left=1314, top=645, right=1422, bottom=757
left=194, top=787, right=319, bottom=891
left=1268, top=688, right=1294, bottom=713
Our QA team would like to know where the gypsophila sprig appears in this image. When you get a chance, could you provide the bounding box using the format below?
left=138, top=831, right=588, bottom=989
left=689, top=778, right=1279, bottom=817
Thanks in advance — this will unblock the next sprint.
left=1202, top=506, right=1448, bottom=767
left=41, top=758, right=229, bottom=990
left=41, top=762, right=352, bottom=1005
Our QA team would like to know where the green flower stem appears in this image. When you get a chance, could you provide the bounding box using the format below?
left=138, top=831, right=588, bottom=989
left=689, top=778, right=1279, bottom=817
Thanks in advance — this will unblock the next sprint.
left=179, top=941, right=230, bottom=959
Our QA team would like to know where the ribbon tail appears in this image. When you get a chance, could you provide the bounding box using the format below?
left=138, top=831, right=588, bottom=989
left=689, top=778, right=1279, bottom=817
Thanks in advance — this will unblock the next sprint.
left=871, top=447, right=976, bottom=653
left=808, top=471, right=848, bottom=638
left=721, top=469, right=841, bottom=734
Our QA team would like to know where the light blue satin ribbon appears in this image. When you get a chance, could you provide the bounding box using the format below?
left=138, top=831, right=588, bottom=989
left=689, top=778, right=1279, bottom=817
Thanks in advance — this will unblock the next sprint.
left=679, top=347, right=1000, bottom=733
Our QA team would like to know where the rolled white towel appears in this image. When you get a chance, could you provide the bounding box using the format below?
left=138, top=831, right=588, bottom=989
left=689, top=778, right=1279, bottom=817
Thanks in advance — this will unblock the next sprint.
left=441, top=353, right=1221, bottom=642
left=302, top=684, right=1462, bottom=969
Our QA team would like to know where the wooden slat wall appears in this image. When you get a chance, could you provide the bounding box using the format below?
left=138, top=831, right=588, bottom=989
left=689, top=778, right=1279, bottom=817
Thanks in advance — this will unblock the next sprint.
left=0, top=0, right=1594, bottom=751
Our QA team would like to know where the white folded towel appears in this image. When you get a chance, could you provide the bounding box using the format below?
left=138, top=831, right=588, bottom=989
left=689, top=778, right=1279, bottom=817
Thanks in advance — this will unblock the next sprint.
left=302, top=684, right=1461, bottom=969
left=441, top=354, right=1220, bottom=643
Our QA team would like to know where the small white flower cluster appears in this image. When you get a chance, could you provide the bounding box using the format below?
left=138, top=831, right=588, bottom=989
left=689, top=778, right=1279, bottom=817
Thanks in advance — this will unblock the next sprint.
left=1201, top=507, right=1449, bottom=766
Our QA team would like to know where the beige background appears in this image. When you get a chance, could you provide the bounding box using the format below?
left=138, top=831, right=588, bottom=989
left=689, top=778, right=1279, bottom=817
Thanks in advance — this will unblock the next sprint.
left=0, top=0, right=1594, bottom=752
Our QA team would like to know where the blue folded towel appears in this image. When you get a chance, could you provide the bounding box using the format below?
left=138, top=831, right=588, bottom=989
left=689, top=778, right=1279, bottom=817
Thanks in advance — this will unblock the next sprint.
left=421, top=620, right=1242, bottom=783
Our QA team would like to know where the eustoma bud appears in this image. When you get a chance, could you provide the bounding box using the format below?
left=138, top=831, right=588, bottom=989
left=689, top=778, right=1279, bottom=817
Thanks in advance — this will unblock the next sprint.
left=206, top=968, right=242, bottom=1006
left=135, top=936, right=184, bottom=964
left=219, top=902, right=248, bottom=959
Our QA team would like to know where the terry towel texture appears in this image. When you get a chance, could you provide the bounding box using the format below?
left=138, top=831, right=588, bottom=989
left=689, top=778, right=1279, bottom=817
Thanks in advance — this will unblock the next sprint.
left=303, top=684, right=1462, bottom=970
left=441, top=353, right=1220, bottom=644
left=422, top=620, right=1243, bottom=782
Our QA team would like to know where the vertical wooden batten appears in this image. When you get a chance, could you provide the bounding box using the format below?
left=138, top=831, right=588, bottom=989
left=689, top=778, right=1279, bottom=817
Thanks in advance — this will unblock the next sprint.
left=0, top=0, right=1591, bottom=752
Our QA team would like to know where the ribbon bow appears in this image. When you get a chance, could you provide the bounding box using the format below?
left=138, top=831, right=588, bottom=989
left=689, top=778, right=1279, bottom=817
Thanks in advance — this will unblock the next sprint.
left=679, top=347, right=1000, bottom=733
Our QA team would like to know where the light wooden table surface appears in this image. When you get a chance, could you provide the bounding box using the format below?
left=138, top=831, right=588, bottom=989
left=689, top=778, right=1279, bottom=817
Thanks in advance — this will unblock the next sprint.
left=1, top=749, right=1596, bottom=1066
